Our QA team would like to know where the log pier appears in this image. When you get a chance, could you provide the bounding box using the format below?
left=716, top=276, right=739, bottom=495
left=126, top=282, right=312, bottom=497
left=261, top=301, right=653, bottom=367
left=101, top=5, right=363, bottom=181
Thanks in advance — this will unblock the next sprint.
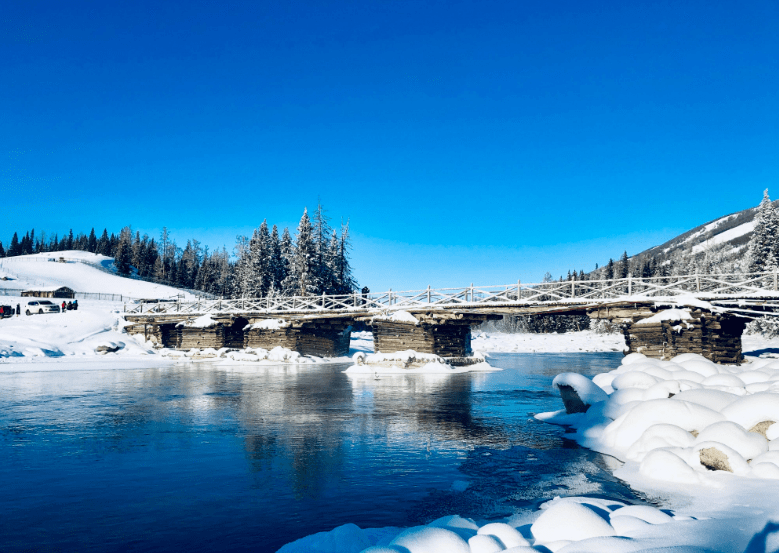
left=587, top=303, right=750, bottom=364
left=365, top=312, right=500, bottom=358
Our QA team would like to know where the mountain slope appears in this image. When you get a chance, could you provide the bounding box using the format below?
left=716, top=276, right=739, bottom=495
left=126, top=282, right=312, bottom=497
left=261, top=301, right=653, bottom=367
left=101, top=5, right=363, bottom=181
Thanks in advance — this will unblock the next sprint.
left=0, top=251, right=197, bottom=300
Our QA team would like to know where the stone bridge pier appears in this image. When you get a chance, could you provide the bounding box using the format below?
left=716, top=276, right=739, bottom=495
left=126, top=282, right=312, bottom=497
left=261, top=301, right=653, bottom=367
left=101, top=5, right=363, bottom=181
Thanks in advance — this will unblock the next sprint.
left=588, top=304, right=750, bottom=364
left=366, top=312, right=500, bottom=358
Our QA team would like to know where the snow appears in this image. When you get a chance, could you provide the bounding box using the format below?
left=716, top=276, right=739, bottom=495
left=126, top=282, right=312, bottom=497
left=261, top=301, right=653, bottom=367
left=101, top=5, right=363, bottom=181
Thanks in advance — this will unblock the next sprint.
left=246, top=318, right=291, bottom=330
left=0, top=251, right=195, bottom=299
left=471, top=330, right=625, bottom=353
left=691, top=221, right=756, bottom=254
left=0, top=301, right=155, bottom=360
left=371, top=310, right=419, bottom=325
left=177, top=314, right=218, bottom=328
left=344, top=350, right=498, bottom=374
left=553, top=372, right=609, bottom=405
left=635, top=309, right=692, bottom=325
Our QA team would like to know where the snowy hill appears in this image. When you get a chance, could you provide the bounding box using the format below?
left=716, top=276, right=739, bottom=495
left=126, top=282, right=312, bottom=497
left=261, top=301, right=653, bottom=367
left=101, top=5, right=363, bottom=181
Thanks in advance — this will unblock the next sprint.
left=639, top=203, right=765, bottom=262
left=591, top=199, right=777, bottom=277
left=0, top=251, right=197, bottom=300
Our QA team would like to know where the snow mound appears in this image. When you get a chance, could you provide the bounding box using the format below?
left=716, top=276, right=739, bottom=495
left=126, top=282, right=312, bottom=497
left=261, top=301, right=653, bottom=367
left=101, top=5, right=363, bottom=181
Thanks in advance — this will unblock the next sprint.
left=537, top=352, right=779, bottom=485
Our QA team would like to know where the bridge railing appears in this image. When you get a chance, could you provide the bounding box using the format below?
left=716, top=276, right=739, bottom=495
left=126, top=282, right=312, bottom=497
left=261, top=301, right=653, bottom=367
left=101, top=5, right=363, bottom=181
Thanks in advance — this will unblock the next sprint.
left=123, top=270, right=779, bottom=316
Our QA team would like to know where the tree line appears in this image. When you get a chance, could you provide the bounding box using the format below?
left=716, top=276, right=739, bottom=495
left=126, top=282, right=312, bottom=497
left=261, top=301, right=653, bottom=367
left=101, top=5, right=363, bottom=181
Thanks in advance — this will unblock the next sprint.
left=0, top=204, right=356, bottom=298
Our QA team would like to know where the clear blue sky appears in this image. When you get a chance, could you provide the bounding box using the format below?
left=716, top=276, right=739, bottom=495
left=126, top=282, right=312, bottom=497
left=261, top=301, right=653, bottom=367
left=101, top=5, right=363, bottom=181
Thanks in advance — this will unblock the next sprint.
left=2, top=1, right=777, bottom=290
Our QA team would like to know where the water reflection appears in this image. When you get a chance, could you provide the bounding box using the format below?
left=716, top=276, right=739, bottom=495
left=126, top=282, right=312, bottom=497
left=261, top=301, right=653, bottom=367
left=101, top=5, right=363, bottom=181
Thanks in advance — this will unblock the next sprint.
left=0, top=353, right=638, bottom=553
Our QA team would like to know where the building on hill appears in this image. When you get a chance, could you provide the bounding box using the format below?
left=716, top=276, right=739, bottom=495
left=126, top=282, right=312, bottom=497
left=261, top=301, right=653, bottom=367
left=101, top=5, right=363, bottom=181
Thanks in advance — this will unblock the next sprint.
left=21, top=286, right=76, bottom=299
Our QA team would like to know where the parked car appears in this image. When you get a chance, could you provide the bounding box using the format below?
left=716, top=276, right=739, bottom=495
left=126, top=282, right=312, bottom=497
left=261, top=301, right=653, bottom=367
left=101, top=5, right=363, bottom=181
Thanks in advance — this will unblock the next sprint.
left=0, top=305, right=13, bottom=318
left=25, top=300, right=60, bottom=315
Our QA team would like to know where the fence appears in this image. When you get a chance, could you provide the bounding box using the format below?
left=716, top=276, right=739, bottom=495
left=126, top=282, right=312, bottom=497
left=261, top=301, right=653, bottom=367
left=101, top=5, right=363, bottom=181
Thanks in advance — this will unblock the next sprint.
left=124, top=270, right=779, bottom=316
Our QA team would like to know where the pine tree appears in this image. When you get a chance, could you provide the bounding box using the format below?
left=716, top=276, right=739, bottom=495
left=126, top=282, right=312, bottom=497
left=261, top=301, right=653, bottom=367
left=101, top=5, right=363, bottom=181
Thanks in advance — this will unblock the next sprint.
left=619, top=251, right=629, bottom=279
left=268, top=224, right=282, bottom=291
left=87, top=228, right=97, bottom=252
left=97, top=229, right=110, bottom=255
left=747, top=190, right=779, bottom=273
left=255, top=221, right=272, bottom=296
left=285, top=209, right=317, bottom=296
left=312, top=202, right=333, bottom=294
left=278, top=227, right=292, bottom=293
left=233, top=235, right=252, bottom=297
left=605, top=259, right=615, bottom=280
left=0, top=241, right=4, bottom=257
left=114, top=227, right=133, bottom=275
left=8, top=233, right=20, bottom=256
left=332, top=222, right=356, bottom=294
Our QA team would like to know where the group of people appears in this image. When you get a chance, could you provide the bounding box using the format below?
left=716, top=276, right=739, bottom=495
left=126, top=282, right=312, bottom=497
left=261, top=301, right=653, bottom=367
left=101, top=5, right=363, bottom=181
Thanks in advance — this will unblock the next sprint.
left=60, top=300, right=78, bottom=312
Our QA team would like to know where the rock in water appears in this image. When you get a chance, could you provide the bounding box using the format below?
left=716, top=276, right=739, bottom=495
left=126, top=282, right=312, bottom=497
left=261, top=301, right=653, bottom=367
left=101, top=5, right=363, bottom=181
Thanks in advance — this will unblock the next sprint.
left=558, top=385, right=589, bottom=414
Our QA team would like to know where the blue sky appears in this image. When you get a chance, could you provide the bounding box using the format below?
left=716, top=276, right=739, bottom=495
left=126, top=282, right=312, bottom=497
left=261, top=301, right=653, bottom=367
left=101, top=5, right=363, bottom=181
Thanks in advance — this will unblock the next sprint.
left=2, top=1, right=777, bottom=290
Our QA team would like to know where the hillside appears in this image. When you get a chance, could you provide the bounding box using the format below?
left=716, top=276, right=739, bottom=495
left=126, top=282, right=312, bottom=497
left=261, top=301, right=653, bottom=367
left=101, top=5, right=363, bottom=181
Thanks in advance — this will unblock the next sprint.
left=587, top=198, right=776, bottom=279
left=0, top=251, right=198, bottom=300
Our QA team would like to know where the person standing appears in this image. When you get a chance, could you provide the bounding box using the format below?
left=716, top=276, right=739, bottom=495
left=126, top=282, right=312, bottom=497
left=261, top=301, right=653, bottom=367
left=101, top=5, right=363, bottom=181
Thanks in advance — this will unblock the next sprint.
left=61, top=300, right=66, bottom=313
left=16, top=303, right=20, bottom=316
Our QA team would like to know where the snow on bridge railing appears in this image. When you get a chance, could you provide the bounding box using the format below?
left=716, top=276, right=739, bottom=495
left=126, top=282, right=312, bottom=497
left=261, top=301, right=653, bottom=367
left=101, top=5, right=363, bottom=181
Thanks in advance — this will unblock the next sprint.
left=123, top=270, right=779, bottom=316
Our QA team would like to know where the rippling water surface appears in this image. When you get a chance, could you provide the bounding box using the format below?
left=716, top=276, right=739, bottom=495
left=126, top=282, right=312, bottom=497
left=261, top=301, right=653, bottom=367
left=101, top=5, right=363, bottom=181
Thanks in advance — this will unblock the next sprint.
left=0, top=352, right=643, bottom=552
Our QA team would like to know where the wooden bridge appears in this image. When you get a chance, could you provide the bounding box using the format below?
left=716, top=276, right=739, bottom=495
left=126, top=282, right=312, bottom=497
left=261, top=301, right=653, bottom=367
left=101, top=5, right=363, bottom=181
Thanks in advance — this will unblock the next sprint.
left=123, top=271, right=779, bottom=364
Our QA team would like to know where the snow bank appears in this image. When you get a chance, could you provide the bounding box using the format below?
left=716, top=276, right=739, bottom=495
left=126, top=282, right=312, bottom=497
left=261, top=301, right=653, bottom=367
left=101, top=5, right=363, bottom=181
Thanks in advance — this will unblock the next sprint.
left=471, top=330, right=625, bottom=353
left=278, top=494, right=748, bottom=553
left=0, top=302, right=155, bottom=359
left=344, top=350, right=498, bottom=374
left=159, top=345, right=325, bottom=364
left=537, top=353, right=779, bottom=484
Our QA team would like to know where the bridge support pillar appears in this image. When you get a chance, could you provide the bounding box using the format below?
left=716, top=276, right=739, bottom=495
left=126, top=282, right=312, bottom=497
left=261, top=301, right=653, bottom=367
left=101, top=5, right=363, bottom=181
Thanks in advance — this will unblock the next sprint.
left=370, top=313, right=499, bottom=357
left=588, top=306, right=749, bottom=364
left=124, top=321, right=179, bottom=348
left=244, top=318, right=352, bottom=357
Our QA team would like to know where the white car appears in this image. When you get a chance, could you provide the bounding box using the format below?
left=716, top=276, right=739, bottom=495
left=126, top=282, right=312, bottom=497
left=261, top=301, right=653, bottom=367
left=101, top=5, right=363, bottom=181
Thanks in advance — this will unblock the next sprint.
left=25, top=300, right=61, bottom=315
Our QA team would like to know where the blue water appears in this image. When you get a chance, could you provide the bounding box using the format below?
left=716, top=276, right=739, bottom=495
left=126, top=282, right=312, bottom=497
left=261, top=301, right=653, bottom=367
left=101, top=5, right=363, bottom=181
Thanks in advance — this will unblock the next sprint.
left=0, top=353, right=644, bottom=553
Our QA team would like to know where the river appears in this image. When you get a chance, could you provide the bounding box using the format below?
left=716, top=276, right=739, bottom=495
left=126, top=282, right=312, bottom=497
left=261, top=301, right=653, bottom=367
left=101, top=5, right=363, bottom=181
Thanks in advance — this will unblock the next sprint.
left=0, top=352, right=646, bottom=552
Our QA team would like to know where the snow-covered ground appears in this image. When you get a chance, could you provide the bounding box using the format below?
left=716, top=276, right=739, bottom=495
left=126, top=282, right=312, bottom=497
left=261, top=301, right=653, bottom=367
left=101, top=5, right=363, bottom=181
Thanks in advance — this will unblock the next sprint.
left=0, top=298, right=156, bottom=363
left=472, top=330, right=626, bottom=353
left=0, top=251, right=195, bottom=299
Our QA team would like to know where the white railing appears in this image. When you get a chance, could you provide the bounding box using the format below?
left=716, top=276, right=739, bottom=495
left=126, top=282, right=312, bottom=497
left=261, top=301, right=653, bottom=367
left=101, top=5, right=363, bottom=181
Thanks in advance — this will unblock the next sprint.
left=124, top=270, right=779, bottom=316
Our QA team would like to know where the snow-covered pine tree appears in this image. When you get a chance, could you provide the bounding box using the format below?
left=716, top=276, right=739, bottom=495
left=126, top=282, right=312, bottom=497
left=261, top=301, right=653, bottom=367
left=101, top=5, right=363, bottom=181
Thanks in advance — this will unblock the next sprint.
left=335, top=221, right=356, bottom=294
left=747, top=190, right=779, bottom=273
left=312, top=202, right=333, bottom=294
left=288, top=209, right=317, bottom=296
left=279, top=227, right=293, bottom=294
left=268, top=224, right=282, bottom=291
left=257, top=221, right=272, bottom=296
left=114, top=227, right=133, bottom=275
left=233, top=235, right=252, bottom=297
